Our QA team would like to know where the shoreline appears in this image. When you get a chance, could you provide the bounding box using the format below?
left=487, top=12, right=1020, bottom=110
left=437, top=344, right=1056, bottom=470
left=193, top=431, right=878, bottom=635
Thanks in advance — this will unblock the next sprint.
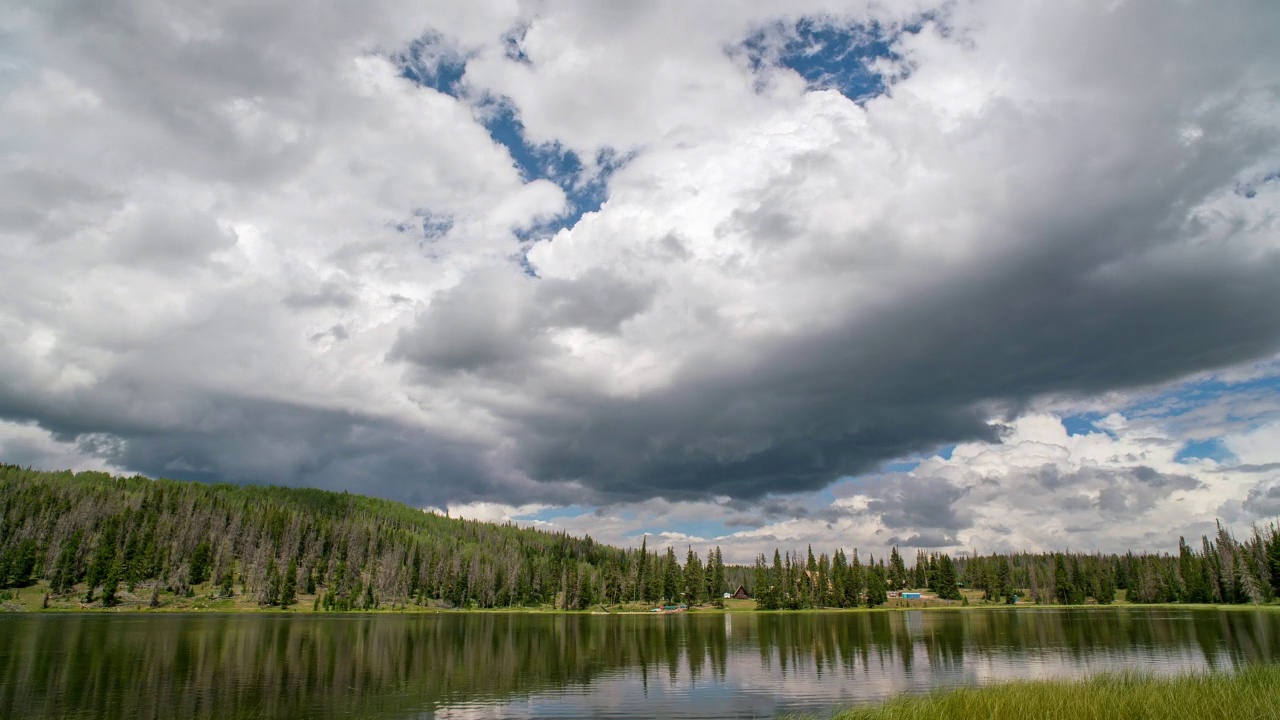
left=4, top=581, right=1277, bottom=616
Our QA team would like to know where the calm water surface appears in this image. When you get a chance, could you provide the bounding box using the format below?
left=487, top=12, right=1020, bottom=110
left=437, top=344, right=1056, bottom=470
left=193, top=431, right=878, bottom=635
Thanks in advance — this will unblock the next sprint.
left=1, top=608, right=1278, bottom=719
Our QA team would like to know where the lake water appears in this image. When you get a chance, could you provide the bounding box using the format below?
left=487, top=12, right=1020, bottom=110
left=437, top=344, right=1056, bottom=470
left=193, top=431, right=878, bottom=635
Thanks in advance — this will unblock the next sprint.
left=1, top=608, right=1278, bottom=719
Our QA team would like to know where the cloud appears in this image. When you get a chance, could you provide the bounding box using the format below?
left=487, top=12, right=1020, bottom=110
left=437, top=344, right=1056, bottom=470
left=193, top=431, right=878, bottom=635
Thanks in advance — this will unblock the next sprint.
left=854, top=474, right=973, bottom=533
left=1243, top=478, right=1280, bottom=518
left=0, top=0, right=1278, bottom=528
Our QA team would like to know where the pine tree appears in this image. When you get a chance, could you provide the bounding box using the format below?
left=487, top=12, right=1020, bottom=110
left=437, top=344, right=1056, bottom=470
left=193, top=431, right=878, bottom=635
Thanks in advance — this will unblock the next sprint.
left=101, top=559, right=121, bottom=607
left=51, top=530, right=83, bottom=595
left=1054, top=554, right=1073, bottom=605
left=683, top=547, right=704, bottom=604
left=637, top=536, right=648, bottom=602
left=263, top=558, right=281, bottom=606
left=662, top=547, right=680, bottom=603
left=712, top=547, right=726, bottom=603
left=865, top=567, right=887, bottom=607
left=831, top=549, right=849, bottom=607
left=752, top=555, right=770, bottom=610
left=1266, top=526, right=1280, bottom=598
left=846, top=549, right=864, bottom=606
left=219, top=567, right=235, bottom=598
left=189, top=542, right=212, bottom=586
left=936, top=554, right=961, bottom=600
left=770, top=549, right=784, bottom=608
left=281, top=558, right=298, bottom=607
left=644, top=551, right=662, bottom=604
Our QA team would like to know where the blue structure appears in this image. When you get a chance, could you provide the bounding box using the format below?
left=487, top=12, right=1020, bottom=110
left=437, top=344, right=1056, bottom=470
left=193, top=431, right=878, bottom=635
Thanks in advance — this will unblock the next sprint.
left=902, top=592, right=922, bottom=599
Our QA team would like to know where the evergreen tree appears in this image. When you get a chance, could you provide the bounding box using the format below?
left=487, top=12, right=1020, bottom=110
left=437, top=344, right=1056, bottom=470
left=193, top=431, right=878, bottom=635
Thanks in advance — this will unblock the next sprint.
left=1267, top=529, right=1280, bottom=597
left=281, top=558, right=298, bottom=607
left=1053, top=554, right=1073, bottom=605
left=888, top=547, right=907, bottom=590
left=219, top=567, right=235, bottom=598
left=262, top=558, right=281, bottom=606
left=51, top=530, right=83, bottom=595
left=752, top=555, right=772, bottom=610
left=637, top=537, right=648, bottom=602
left=865, top=567, right=887, bottom=607
left=712, top=547, right=726, bottom=602
left=816, top=553, right=832, bottom=607
left=644, top=551, right=663, bottom=604
left=662, top=547, right=680, bottom=603
left=101, top=559, right=121, bottom=607
left=935, top=554, right=961, bottom=600
left=846, top=549, right=864, bottom=606
left=831, top=549, right=849, bottom=607
left=189, top=542, right=212, bottom=586
left=683, top=547, right=704, bottom=604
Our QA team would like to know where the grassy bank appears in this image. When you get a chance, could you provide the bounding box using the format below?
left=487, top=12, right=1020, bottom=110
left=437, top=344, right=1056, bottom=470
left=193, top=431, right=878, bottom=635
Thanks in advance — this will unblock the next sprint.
left=804, top=664, right=1280, bottom=720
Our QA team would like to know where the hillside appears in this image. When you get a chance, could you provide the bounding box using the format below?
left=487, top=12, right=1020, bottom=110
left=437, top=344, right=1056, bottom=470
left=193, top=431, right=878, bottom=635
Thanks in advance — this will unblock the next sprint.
left=0, top=465, right=732, bottom=611
left=3, top=465, right=1277, bottom=614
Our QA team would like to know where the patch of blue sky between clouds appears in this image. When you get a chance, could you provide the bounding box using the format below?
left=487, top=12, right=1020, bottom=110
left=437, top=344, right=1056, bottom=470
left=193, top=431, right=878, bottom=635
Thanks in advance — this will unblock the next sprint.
left=877, top=443, right=956, bottom=473
left=395, top=32, right=468, bottom=97
left=1062, top=412, right=1111, bottom=438
left=394, top=32, right=630, bottom=248
left=879, top=459, right=921, bottom=473
left=738, top=17, right=916, bottom=103
left=1122, top=373, right=1280, bottom=423
left=518, top=505, right=590, bottom=524
left=667, top=520, right=735, bottom=545
left=1174, top=438, right=1236, bottom=465
left=477, top=97, right=632, bottom=241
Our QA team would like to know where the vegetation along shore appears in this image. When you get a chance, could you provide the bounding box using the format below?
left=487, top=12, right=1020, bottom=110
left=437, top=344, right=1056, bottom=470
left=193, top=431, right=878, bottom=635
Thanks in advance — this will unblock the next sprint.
left=788, top=664, right=1280, bottom=720
left=2, top=465, right=1280, bottom=613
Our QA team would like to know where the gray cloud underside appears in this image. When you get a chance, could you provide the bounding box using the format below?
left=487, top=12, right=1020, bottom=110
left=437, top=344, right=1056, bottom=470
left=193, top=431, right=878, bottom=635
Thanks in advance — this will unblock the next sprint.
left=401, top=205, right=1280, bottom=501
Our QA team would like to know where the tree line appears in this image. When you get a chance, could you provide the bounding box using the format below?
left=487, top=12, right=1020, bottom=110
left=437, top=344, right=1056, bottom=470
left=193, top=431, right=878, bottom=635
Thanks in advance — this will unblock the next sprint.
left=747, top=523, right=1280, bottom=609
left=3, top=466, right=1279, bottom=611
left=0, top=466, right=740, bottom=609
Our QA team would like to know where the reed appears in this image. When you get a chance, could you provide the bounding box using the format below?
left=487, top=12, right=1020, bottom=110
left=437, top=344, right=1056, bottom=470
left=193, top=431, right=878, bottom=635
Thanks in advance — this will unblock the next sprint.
left=809, top=664, right=1280, bottom=720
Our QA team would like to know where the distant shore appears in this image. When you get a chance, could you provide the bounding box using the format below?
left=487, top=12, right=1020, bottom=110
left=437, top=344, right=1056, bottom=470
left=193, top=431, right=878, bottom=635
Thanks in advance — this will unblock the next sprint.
left=3, top=582, right=1277, bottom=615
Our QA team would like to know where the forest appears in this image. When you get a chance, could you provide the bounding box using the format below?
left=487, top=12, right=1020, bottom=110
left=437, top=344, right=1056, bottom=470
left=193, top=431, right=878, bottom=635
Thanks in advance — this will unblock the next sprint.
left=1, top=465, right=1279, bottom=611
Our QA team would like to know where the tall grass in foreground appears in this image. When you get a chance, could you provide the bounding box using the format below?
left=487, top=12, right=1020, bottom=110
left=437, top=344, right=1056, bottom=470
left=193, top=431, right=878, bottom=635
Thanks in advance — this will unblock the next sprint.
left=806, top=664, right=1280, bottom=720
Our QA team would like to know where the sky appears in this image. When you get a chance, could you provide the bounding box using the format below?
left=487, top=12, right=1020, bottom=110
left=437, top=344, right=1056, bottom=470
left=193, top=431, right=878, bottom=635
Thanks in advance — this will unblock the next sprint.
left=2, top=0, right=1279, bottom=563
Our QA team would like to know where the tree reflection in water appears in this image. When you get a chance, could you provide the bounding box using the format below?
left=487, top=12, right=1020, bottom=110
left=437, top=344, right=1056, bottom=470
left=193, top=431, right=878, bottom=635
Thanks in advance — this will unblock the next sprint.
left=0, top=609, right=1276, bottom=719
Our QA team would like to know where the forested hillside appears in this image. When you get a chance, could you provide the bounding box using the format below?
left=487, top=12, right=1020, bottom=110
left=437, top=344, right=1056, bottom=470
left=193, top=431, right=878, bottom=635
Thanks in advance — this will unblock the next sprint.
left=0, top=465, right=739, bottom=610
left=2, top=465, right=1278, bottom=612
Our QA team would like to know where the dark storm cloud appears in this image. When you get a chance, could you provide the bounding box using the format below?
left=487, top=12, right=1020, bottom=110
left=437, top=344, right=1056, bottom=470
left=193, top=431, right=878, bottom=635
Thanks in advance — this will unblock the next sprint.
left=486, top=219, right=1280, bottom=502
left=0, top=378, right=581, bottom=508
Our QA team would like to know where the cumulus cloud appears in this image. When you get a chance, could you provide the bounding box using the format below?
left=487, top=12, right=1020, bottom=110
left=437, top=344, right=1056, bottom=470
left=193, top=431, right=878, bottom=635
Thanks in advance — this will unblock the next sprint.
left=1, top=0, right=1279, bottom=547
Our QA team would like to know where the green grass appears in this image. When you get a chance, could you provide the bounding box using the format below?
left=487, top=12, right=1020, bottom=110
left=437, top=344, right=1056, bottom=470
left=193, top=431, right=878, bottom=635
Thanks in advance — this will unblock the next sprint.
left=802, top=664, right=1280, bottom=720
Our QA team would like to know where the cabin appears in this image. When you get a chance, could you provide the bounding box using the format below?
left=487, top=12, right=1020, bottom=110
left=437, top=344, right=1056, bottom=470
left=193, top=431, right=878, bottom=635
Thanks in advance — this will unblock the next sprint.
left=731, top=585, right=750, bottom=600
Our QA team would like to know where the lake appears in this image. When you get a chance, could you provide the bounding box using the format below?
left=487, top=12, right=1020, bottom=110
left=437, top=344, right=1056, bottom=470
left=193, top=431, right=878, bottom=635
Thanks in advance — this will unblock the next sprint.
left=1, top=608, right=1277, bottom=719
